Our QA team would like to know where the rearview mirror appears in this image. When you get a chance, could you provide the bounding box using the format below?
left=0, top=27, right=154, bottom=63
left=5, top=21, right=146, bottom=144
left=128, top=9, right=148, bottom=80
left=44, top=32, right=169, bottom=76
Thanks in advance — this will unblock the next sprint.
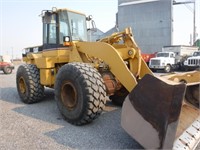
left=87, top=20, right=97, bottom=32
left=42, top=11, right=56, bottom=24
left=86, top=15, right=93, bottom=21
left=42, top=11, right=52, bottom=24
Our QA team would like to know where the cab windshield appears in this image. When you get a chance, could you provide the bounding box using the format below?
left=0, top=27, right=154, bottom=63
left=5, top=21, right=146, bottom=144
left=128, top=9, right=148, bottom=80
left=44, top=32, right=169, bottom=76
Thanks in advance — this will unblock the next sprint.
left=156, top=53, right=169, bottom=57
left=68, top=11, right=87, bottom=41
left=59, top=10, right=87, bottom=43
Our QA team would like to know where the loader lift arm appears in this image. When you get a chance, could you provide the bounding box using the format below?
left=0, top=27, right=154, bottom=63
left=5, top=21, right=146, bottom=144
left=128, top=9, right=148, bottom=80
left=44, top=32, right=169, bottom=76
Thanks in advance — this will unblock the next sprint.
left=76, top=27, right=153, bottom=92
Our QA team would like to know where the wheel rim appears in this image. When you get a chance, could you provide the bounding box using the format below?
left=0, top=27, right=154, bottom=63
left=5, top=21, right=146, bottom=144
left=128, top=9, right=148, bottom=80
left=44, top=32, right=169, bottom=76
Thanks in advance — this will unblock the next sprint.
left=61, top=81, right=77, bottom=110
left=19, top=77, right=26, bottom=94
left=7, top=68, right=11, bottom=73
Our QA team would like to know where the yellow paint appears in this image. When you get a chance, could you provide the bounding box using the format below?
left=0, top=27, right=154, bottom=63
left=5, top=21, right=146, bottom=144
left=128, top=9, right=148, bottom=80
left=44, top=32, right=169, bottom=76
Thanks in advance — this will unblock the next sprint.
left=23, top=27, right=154, bottom=91
left=40, top=68, right=55, bottom=86
left=76, top=41, right=139, bottom=92
left=162, top=71, right=200, bottom=85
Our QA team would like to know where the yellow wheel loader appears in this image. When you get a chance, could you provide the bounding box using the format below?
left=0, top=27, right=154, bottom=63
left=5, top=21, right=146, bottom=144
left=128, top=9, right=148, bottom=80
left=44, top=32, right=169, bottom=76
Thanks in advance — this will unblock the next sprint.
left=16, top=8, right=200, bottom=149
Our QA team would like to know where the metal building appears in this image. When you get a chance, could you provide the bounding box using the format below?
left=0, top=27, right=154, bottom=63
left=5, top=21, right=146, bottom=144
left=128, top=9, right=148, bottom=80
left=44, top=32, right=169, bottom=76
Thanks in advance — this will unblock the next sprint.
left=117, top=0, right=173, bottom=53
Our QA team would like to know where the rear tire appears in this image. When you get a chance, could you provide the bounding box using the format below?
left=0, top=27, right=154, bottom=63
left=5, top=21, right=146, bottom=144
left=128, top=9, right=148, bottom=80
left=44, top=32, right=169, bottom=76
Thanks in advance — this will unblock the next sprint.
left=55, top=63, right=107, bottom=125
left=16, top=64, right=44, bottom=104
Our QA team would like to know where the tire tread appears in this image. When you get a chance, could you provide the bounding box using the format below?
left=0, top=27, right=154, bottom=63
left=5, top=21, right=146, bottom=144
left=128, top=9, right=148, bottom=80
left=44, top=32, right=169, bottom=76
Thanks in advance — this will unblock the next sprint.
left=16, top=64, right=44, bottom=104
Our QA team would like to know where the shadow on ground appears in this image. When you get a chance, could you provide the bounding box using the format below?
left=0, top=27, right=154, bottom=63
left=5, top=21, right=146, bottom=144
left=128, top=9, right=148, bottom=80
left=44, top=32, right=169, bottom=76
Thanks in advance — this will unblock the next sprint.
left=44, top=109, right=143, bottom=149
left=0, top=87, right=22, bottom=104
left=9, top=88, right=143, bottom=149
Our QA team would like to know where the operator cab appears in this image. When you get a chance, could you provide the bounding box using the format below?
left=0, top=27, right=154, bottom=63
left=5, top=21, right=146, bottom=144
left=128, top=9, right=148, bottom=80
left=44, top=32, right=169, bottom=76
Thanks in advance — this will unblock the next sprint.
left=22, top=8, right=96, bottom=56
left=42, top=8, right=89, bottom=49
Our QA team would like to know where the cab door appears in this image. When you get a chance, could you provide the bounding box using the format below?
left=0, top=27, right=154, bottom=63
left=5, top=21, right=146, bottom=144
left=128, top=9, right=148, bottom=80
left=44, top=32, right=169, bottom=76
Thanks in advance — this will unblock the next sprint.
left=42, top=12, right=59, bottom=49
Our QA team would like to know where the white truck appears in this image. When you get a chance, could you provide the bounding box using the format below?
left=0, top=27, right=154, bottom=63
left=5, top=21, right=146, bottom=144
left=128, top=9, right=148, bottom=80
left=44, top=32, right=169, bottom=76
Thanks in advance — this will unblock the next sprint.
left=149, top=45, right=198, bottom=73
left=184, top=51, right=200, bottom=70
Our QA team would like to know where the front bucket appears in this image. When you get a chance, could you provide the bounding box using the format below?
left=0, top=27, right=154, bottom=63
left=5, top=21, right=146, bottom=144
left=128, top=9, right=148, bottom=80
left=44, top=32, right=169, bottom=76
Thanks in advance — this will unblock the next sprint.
left=121, top=74, right=186, bottom=149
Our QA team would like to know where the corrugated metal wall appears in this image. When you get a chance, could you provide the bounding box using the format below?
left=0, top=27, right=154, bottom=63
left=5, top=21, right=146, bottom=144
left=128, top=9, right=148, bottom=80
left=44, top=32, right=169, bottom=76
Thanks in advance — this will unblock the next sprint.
left=117, top=0, right=173, bottom=53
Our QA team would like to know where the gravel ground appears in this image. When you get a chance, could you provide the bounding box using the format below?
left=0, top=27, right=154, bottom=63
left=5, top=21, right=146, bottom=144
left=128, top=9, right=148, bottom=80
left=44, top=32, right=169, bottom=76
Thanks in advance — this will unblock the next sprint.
left=0, top=65, right=199, bottom=150
left=0, top=66, right=142, bottom=150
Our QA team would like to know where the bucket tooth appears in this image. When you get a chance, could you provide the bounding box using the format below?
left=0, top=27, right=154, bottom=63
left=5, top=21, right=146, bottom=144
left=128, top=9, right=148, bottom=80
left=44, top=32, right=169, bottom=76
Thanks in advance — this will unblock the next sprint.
left=121, top=74, right=186, bottom=149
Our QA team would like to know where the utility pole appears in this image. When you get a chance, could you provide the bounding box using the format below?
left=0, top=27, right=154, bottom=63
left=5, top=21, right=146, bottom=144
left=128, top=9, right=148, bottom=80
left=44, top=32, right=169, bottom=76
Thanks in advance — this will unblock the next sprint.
left=11, top=47, right=13, bottom=62
left=193, top=0, right=196, bottom=45
left=173, top=0, right=196, bottom=45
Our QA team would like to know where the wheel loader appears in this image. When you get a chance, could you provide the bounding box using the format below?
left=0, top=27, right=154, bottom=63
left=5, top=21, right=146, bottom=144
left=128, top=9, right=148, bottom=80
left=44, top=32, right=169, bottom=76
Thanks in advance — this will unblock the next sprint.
left=16, top=8, right=200, bottom=149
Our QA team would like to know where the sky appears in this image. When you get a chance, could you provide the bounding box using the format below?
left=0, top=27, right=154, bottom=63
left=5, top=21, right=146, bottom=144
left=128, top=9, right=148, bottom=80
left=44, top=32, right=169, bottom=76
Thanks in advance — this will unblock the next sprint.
left=0, top=0, right=199, bottom=58
left=173, top=0, right=200, bottom=45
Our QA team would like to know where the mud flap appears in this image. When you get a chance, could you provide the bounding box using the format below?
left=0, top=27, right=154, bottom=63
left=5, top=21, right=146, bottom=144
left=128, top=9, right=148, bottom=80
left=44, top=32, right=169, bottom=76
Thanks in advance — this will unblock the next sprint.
left=121, top=74, right=186, bottom=149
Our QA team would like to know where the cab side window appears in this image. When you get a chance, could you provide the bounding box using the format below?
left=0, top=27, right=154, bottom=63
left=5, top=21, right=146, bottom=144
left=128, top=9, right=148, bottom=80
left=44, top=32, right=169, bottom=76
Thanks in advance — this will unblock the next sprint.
left=43, top=14, right=57, bottom=44
left=49, top=23, right=57, bottom=44
left=59, top=11, right=70, bottom=44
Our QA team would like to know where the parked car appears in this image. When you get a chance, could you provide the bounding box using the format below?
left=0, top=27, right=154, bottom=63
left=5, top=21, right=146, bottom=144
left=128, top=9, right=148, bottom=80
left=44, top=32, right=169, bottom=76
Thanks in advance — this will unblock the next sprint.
left=0, top=55, right=14, bottom=74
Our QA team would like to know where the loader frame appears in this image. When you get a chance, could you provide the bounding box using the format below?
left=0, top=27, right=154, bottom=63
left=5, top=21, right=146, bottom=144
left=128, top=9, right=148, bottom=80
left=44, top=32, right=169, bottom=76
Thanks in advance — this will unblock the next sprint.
left=18, top=8, right=200, bottom=150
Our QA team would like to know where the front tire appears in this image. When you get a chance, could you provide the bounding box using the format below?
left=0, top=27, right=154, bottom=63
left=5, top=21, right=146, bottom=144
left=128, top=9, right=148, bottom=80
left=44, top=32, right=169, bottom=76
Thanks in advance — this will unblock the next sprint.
left=164, top=64, right=172, bottom=73
left=55, top=63, right=107, bottom=125
left=3, top=66, right=12, bottom=74
left=16, top=64, right=44, bottom=104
